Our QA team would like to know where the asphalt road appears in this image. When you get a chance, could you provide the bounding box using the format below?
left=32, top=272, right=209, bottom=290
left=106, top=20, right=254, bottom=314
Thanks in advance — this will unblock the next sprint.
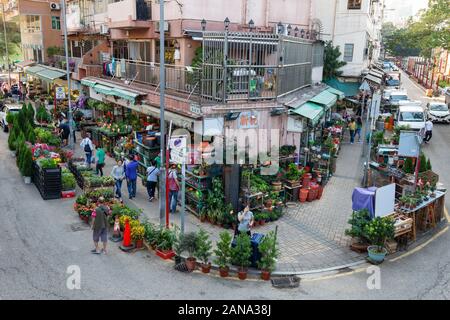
left=0, top=71, right=449, bottom=300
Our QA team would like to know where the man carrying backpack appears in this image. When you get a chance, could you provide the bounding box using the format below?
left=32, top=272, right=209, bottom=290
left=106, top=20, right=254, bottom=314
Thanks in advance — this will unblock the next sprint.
left=80, top=133, right=95, bottom=168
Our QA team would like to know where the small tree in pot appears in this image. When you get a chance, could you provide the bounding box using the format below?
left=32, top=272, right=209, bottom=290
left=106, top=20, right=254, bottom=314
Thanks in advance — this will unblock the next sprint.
left=181, top=231, right=199, bottom=271
left=257, top=231, right=279, bottom=280
left=364, top=216, right=395, bottom=263
left=20, top=146, right=34, bottom=184
left=345, top=209, right=371, bottom=252
left=213, top=231, right=232, bottom=277
left=195, top=229, right=212, bottom=273
left=231, top=233, right=252, bottom=280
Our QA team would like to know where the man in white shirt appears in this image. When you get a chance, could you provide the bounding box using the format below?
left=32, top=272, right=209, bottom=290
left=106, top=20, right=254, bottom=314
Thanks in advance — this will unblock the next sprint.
left=80, top=133, right=95, bottom=167
left=424, top=119, right=433, bottom=143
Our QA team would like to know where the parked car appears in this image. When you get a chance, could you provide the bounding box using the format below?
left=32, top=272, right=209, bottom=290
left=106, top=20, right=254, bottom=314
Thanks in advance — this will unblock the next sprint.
left=389, top=90, right=409, bottom=106
left=0, top=103, right=22, bottom=132
left=427, top=102, right=450, bottom=123
left=396, top=104, right=426, bottom=131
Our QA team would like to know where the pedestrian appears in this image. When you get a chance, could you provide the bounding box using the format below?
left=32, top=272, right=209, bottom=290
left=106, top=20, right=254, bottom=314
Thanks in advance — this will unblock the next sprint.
left=355, top=116, right=363, bottom=142
left=91, top=196, right=110, bottom=255
left=58, top=118, right=70, bottom=147
left=424, top=119, right=433, bottom=143
left=348, top=118, right=356, bottom=144
left=125, top=154, right=138, bottom=199
left=111, top=159, right=125, bottom=202
left=168, top=164, right=180, bottom=213
left=69, top=117, right=77, bottom=143
left=146, top=161, right=160, bottom=202
left=80, top=133, right=94, bottom=168
left=95, top=146, right=106, bottom=176
left=154, top=153, right=161, bottom=198
left=237, top=204, right=254, bottom=237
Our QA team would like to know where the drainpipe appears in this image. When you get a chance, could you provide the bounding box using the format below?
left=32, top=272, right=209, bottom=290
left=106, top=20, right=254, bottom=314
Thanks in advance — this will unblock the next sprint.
left=265, top=0, right=269, bottom=28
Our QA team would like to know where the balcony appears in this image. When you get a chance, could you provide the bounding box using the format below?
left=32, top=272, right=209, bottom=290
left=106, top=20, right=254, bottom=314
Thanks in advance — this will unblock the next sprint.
left=107, top=0, right=152, bottom=30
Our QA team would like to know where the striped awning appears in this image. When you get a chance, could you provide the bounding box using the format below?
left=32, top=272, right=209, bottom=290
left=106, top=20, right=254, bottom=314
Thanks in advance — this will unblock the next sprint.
left=291, top=102, right=324, bottom=126
left=25, top=64, right=66, bottom=81
left=309, top=90, right=338, bottom=110
left=326, top=87, right=345, bottom=100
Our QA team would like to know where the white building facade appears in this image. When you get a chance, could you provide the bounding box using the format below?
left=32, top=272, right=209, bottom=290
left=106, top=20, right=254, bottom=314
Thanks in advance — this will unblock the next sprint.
left=312, top=0, right=385, bottom=79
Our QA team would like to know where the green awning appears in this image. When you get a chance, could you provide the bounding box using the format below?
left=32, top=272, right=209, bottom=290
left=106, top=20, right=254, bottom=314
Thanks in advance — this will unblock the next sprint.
left=324, top=78, right=360, bottom=97
left=292, top=102, right=324, bottom=126
left=25, top=65, right=46, bottom=76
left=93, top=84, right=114, bottom=95
left=326, top=87, right=345, bottom=100
left=37, top=69, right=66, bottom=81
left=81, top=79, right=97, bottom=87
left=111, top=88, right=139, bottom=101
left=309, top=90, right=337, bottom=110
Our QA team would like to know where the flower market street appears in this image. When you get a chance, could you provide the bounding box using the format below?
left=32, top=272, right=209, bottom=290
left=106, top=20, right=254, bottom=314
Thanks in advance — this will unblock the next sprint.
left=1, top=69, right=449, bottom=299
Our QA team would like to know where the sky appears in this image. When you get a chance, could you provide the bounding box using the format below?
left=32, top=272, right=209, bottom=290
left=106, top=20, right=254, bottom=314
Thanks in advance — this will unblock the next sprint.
left=384, top=0, right=429, bottom=26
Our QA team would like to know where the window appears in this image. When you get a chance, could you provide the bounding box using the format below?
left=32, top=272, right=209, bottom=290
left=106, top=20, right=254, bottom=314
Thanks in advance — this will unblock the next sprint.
left=343, top=44, right=354, bottom=62
left=155, top=40, right=176, bottom=64
left=51, top=16, right=61, bottom=30
left=25, top=15, right=40, bottom=33
left=348, top=0, right=362, bottom=10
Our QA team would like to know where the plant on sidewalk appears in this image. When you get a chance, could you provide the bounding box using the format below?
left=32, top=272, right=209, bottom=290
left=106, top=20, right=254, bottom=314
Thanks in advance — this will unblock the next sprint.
left=231, top=233, right=252, bottom=273
left=345, top=209, right=371, bottom=243
left=20, top=147, right=33, bottom=178
left=194, top=228, right=212, bottom=266
left=213, top=231, right=232, bottom=270
left=131, top=224, right=145, bottom=241
left=285, top=163, right=301, bottom=182
left=257, top=231, right=279, bottom=274
left=62, top=172, right=76, bottom=191
left=155, top=227, right=176, bottom=251
left=181, top=231, right=199, bottom=271
left=363, top=216, right=395, bottom=253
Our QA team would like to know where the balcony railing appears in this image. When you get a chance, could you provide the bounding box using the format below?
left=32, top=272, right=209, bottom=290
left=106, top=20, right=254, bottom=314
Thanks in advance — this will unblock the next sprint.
left=47, top=55, right=83, bottom=73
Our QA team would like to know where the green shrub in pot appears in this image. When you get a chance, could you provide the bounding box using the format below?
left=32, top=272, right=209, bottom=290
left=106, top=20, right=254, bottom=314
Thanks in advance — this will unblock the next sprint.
left=257, top=231, right=279, bottom=275
left=364, top=216, right=395, bottom=255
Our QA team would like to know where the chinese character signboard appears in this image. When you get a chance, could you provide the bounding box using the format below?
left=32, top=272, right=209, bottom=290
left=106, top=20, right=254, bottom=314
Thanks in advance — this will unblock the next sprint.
left=238, top=111, right=259, bottom=129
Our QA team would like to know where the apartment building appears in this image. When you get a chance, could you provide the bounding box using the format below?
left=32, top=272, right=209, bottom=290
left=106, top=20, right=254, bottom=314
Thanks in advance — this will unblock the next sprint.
left=2, top=0, right=64, bottom=63
left=312, top=0, right=385, bottom=80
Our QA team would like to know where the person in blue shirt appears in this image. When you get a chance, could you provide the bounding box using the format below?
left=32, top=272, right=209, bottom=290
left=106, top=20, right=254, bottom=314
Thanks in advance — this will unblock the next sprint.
left=124, top=154, right=139, bottom=199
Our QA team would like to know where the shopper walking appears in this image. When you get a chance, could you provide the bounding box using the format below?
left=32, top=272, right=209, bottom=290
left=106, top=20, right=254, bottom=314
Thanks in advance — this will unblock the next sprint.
left=237, top=204, right=254, bottom=236
left=95, top=146, right=106, bottom=176
left=355, top=116, right=363, bottom=143
left=348, top=118, right=356, bottom=144
left=424, top=119, right=433, bottom=143
left=91, top=197, right=110, bottom=255
left=111, top=159, right=125, bottom=202
left=168, top=164, right=180, bottom=213
left=146, top=161, right=160, bottom=202
left=125, top=154, right=138, bottom=199
left=80, top=133, right=94, bottom=168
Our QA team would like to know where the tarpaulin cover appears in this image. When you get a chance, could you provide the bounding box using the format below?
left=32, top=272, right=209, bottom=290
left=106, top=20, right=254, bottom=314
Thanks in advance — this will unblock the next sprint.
left=352, top=187, right=376, bottom=218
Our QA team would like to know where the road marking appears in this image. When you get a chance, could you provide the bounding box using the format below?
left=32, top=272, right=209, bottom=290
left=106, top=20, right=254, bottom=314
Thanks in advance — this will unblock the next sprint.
left=389, top=226, right=449, bottom=262
left=302, top=267, right=367, bottom=282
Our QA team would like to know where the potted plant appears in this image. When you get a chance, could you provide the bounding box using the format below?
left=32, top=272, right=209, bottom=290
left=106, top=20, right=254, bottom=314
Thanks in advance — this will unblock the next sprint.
left=257, top=231, right=279, bottom=280
left=20, top=146, right=33, bottom=184
left=213, top=231, right=232, bottom=277
left=172, top=225, right=184, bottom=264
left=231, top=233, right=252, bottom=280
left=195, top=229, right=213, bottom=273
left=131, top=224, right=145, bottom=249
left=284, top=163, right=301, bottom=187
left=345, top=209, right=371, bottom=253
left=155, top=226, right=176, bottom=259
left=143, top=221, right=158, bottom=250
left=364, top=216, right=395, bottom=263
left=62, top=171, right=76, bottom=197
left=181, top=231, right=198, bottom=271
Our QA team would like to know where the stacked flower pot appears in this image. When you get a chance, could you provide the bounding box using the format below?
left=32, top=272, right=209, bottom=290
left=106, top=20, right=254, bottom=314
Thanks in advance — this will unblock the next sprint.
left=32, top=163, right=62, bottom=200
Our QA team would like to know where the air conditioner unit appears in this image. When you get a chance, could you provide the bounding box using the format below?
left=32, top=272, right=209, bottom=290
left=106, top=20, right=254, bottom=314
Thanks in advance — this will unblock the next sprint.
left=155, top=21, right=169, bottom=33
left=50, top=2, right=60, bottom=10
left=100, top=24, right=109, bottom=35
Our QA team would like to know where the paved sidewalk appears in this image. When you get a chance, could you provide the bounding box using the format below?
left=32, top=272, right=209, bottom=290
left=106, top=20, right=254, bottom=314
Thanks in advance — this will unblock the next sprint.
left=69, top=127, right=366, bottom=274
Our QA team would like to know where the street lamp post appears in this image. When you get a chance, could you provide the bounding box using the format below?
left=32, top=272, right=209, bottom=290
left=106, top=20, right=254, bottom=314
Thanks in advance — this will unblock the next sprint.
left=1, top=3, right=11, bottom=87
left=61, top=0, right=73, bottom=149
left=159, top=0, right=167, bottom=227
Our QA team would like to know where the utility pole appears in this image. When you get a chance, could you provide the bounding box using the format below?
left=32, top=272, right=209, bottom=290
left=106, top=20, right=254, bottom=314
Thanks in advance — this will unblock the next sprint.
left=61, top=0, right=73, bottom=149
left=159, top=0, right=167, bottom=227
left=1, top=3, right=11, bottom=87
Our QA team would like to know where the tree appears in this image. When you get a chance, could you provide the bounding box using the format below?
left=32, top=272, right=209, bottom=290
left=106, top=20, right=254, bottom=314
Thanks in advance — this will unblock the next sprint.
left=323, top=41, right=347, bottom=80
left=0, top=16, right=21, bottom=64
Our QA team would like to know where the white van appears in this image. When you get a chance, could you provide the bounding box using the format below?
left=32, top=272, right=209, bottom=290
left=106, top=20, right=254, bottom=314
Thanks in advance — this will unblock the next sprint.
left=397, top=105, right=426, bottom=131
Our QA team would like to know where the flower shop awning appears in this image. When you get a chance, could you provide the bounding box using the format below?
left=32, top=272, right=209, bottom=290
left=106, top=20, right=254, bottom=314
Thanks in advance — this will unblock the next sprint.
left=324, top=78, right=360, bottom=97
left=325, top=87, right=345, bottom=100
left=16, top=61, right=35, bottom=69
left=25, top=64, right=66, bottom=81
left=82, top=78, right=142, bottom=102
left=308, top=90, right=337, bottom=110
left=93, top=84, right=114, bottom=96
left=81, top=78, right=97, bottom=87
left=291, top=102, right=324, bottom=126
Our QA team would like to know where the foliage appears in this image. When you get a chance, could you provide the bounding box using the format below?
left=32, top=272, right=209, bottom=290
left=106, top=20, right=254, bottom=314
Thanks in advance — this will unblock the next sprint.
left=363, top=217, right=395, bottom=252
left=323, top=41, right=347, bottom=80
left=131, top=224, right=145, bottom=241
left=37, top=158, right=58, bottom=169
left=36, top=105, right=51, bottom=123
left=403, top=157, right=415, bottom=174
left=47, top=46, right=63, bottom=57
left=242, top=170, right=271, bottom=193
left=181, top=231, right=198, bottom=258
left=5, top=112, right=16, bottom=125
left=213, top=231, right=233, bottom=269
left=285, top=163, right=302, bottom=181
left=280, top=145, right=296, bottom=157
left=419, top=153, right=428, bottom=173
left=231, top=233, right=252, bottom=270
left=257, top=231, right=279, bottom=272
left=345, top=209, right=371, bottom=241
left=8, top=126, right=16, bottom=151
left=20, top=147, right=33, bottom=177
left=427, top=158, right=432, bottom=171
left=372, top=131, right=385, bottom=148
left=76, top=194, right=88, bottom=206
left=194, top=229, right=212, bottom=264
left=62, top=172, right=76, bottom=190
left=143, top=221, right=158, bottom=246
left=0, top=16, right=21, bottom=61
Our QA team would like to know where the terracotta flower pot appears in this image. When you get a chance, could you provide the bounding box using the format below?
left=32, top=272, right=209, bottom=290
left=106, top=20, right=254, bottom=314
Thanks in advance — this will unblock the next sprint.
left=260, top=220, right=266, bottom=226
left=135, top=239, right=144, bottom=249
left=185, top=257, right=197, bottom=271
left=260, top=270, right=271, bottom=281
left=201, top=263, right=211, bottom=274
left=219, top=267, right=229, bottom=277
left=237, top=269, right=247, bottom=280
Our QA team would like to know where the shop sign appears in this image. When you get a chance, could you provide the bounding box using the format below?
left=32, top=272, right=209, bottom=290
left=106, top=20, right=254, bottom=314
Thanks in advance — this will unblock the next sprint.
left=169, top=135, right=187, bottom=164
left=190, top=103, right=201, bottom=115
left=55, top=86, right=65, bottom=100
left=237, top=111, right=259, bottom=129
left=287, top=116, right=303, bottom=133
